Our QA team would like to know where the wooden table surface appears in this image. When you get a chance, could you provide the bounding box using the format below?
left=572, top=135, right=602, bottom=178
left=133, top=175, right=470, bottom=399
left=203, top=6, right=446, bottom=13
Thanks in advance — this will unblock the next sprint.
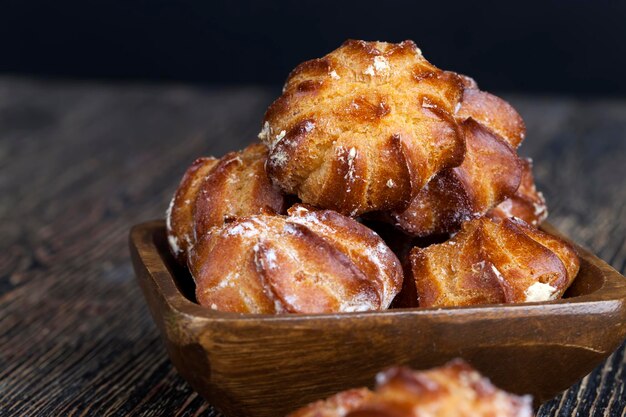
left=1, top=77, right=625, bottom=416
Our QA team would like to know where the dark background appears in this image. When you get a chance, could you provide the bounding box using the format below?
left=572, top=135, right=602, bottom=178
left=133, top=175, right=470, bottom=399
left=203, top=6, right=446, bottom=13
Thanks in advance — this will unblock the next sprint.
left=1, top=0, right=625, bottom=95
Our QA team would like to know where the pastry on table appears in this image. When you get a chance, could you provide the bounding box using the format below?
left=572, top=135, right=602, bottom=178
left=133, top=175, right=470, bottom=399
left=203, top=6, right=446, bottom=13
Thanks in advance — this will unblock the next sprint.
left=387, top=75, right=527, bottom=236
left=166, top=143, right=287, bottom=264
left=189, top=205, right=403, bottom=314
left=409, top=217, right=580, bottom=308
left=259, top=39, right=468, bottom=216
left=288, top=360, right=533, bottom=417
left=487, top=158, right=548, bottom=227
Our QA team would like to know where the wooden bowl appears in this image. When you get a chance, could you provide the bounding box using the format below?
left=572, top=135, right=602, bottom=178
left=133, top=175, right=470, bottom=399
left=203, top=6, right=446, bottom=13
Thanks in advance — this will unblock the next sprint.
left=129, top=220, right=626, bottom=417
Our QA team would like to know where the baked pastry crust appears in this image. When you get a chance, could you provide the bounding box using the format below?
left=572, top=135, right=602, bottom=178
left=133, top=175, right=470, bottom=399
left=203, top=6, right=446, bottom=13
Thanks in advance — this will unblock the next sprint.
left=288, top=360, right=533, bottom=417
left=389, top=119, right=523, bottom=236
left=189, top=205, right=403, bottom=314
left=386, top=75, right=527, bottom=236
left=260, top=40, right=468, bottom=216
left=166, top=143, right=287, bottom=264
left=166, top=156, right=218, bottom=264
left=488, top=158, right=548, bottom=226
left=455, top=76, right=526, bottom=148
left=409, top=217, right=580, bottom=307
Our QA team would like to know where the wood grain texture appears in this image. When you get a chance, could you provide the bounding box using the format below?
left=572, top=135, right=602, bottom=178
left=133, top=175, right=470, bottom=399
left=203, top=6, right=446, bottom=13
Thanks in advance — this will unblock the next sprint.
left=130, top=219, right=626, bottom=417
left=0, top=77, right=625, bottom=416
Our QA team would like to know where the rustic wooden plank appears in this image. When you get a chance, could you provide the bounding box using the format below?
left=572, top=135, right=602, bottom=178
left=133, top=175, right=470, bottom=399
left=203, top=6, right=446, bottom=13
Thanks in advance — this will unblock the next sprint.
left=0, top=78, right=624, bottom=416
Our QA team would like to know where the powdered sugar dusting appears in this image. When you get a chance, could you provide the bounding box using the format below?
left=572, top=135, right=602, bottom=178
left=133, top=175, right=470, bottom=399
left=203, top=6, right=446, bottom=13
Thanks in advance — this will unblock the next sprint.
left=288, top=207, right=334, bottom=235
left=258, top=121, right=271, bottom=142
left=422, top=97, right=437, bottom=109
left=373, top=56, right=389, bottom=72
left=165, top=196, right=175, bottom=233
left=499, top=199, right=515, bottom=218
left=344, top=147, right=358, bottom=192
left=534, top=191, right=548, bottom=221
left=364, top=56, right=390, bottom=77
left=264, top=248, right=278, bottom=269
left=329, top=70, right=340, bottom=80
left=342, top=303, right=374, bottom=313
left=168, top=234, right=181, bottom=255
left=165, top=196, right=182, bottom=255
left=215, top=272, right=239, bottom=289
left=524, top=282, right=558, bottom=302
left=490, top=264, right=506, bottom=285
left=225, top=220, right=263, bottom=238
left=341, top=290, right=378, bottom=312
left=269, top=149, right=289, bottom=167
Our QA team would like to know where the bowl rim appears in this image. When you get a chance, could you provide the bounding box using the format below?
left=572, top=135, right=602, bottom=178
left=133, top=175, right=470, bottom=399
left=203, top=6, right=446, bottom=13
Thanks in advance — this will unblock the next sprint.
left=130, top=220, right=626, bottom=323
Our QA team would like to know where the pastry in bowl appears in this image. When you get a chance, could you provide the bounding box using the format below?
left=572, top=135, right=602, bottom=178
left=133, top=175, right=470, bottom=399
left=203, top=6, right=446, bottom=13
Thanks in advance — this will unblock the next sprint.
left=288, top=360, right=533, bottom=417
left=166, top=143, right=287, bottom=264
left=487, top=158, right=548, bottom=227
left=454, top=74, right=526, bottom=148
left=409, top=217, right=580, bottom=308
left=387, top=75, right=527, bottom=236
left=388, top=118, right=523, bottom=237
left=189, top=205, right=403, bottom=314
left=260, top=39, right=467, bottom=216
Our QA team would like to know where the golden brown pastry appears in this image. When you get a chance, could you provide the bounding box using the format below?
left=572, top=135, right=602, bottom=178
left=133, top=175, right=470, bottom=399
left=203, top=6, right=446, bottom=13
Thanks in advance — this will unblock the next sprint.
left=385, top=73, right=527, bottom=236
left=260, top=40, right=468, bottom=216
left=166, top=143, right=287, bottom=264
left=166, top=156, right=218, bottom=263
left=288, top=360, right=533, bottom=417
left=488, top=158, right=548, bottom=226
left=189, top=205, right=403, bottom=314
left=409, top=217, right=580, bottom=308
left=455, top=74, right=526, bottom=148
left=389, top=118, right=523, bottom=237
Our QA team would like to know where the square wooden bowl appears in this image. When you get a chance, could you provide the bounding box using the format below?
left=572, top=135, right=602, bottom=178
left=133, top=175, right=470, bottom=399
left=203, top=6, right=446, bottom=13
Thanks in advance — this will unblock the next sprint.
left=129, top=220, right=626, bottom=417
